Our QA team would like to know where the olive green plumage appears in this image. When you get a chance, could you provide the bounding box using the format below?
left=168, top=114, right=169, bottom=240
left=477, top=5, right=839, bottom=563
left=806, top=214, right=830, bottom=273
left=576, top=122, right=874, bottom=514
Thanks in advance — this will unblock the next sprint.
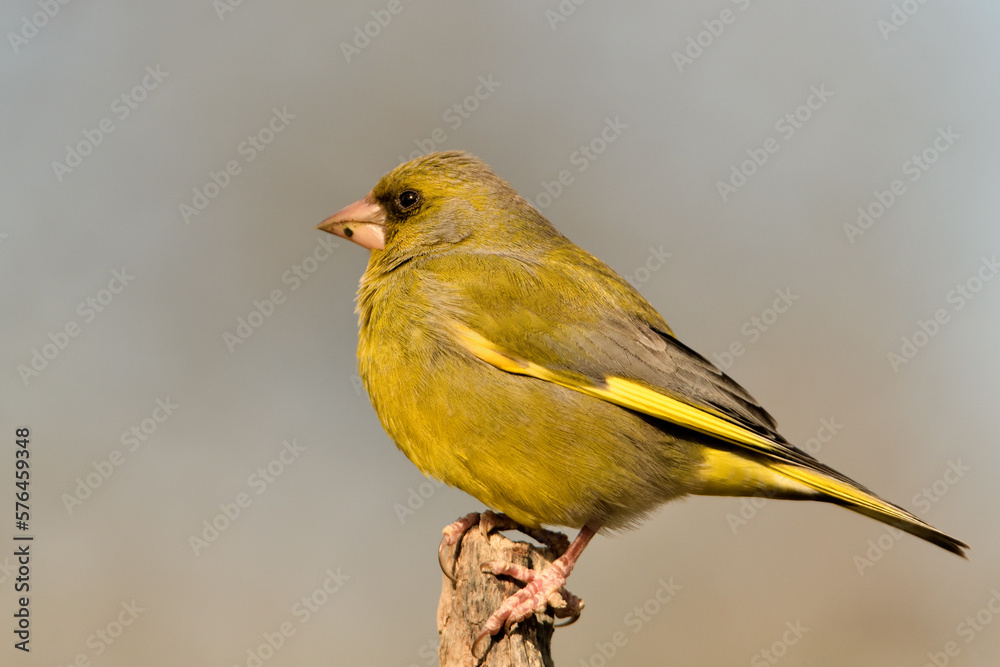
left=335, top=150, right=966, bottom=556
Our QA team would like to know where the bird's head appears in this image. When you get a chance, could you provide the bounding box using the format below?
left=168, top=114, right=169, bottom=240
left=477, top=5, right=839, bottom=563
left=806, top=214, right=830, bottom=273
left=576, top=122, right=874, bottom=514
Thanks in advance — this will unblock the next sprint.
left=318, top=151, right=558, bottom=258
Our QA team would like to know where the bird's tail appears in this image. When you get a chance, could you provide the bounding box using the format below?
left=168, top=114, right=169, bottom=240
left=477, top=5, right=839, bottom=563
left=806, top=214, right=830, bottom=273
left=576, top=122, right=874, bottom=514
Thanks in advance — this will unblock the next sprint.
left=691, top=447, right=968, bottom=557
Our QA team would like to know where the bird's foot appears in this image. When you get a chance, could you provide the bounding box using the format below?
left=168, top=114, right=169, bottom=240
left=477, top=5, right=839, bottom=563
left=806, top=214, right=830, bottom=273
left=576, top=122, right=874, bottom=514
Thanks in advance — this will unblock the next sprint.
left=437, top=510, right=570, bottom=581
left=478, top=511, right=572, bottom=555
left=472, top=524, right=597, bottom=658
left=474, top=557, right=584, bottom=643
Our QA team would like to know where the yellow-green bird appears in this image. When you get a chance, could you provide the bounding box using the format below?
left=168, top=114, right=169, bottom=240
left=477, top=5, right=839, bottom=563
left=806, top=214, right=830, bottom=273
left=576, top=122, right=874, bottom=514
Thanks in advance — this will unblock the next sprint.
left=319, top=150, right=967, bottom=649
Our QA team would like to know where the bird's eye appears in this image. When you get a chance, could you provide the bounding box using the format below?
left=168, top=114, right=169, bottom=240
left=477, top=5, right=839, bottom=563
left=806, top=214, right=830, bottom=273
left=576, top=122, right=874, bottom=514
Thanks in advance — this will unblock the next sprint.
left=397, top=190, right=420, bottom=211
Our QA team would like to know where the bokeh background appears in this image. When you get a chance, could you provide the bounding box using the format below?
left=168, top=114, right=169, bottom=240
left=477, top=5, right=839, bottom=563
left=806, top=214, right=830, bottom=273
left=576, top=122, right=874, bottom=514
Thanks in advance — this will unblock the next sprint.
left=2, top=2, right=999, bottom=665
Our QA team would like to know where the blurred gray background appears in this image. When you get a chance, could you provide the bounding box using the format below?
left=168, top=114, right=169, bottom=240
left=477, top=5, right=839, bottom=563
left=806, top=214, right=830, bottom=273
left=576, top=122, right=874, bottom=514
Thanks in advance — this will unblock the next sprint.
left=2, top=1, right=999, bottom=665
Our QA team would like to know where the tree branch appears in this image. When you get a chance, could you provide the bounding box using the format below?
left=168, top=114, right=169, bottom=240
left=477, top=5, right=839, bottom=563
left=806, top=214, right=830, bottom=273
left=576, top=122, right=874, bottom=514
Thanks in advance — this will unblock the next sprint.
left=437, top=524, right=560, bottom=666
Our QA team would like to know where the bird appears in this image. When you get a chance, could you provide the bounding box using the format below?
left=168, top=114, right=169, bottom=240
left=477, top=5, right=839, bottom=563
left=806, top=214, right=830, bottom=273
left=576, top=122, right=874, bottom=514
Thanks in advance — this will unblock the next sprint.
left=318, top=150, right=967, bottom=653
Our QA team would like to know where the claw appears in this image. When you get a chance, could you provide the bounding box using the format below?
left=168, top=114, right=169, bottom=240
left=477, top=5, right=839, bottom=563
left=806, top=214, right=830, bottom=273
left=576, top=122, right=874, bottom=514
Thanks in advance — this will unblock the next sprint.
left=438, top=512, right=481, bottom=582
left=472, top=631, right=493, bottom=660
left=554, top=610, right=582, bottom=628
left=553, top=590, right=585, bottom=626
left=478, top=510, right=506, bottom=537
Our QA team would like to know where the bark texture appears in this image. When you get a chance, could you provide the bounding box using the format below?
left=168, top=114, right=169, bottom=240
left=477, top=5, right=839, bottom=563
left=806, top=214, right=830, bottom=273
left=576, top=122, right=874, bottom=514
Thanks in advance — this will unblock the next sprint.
left=437, top=526, right=560, bottom=666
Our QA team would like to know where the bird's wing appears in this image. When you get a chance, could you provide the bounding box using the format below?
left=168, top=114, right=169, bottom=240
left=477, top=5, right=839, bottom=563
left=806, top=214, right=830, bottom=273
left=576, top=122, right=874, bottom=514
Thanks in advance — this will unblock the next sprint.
left=429, top=251, right=931, bottom=521
left=447, top=314, right=850, bottom=482
left=433, top=250, right=781, bottom=430
left=427, top=250, right=792, bottom=447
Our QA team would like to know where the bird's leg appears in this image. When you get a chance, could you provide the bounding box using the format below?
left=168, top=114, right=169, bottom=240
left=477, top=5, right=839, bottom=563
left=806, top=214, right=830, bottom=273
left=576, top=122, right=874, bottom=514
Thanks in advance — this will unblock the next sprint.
left=473, top=524, right=597, bottom=657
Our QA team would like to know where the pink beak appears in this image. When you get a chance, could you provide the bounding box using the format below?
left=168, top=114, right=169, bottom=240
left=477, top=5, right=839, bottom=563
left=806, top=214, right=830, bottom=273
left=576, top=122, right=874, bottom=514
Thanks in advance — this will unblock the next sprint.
left=317, top=194, right=387, bottom=250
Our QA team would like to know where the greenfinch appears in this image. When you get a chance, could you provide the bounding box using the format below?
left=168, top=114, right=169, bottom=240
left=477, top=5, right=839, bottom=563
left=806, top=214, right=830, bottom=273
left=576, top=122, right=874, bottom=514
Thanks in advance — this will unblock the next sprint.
left=319, top=150, right=967, bottom=650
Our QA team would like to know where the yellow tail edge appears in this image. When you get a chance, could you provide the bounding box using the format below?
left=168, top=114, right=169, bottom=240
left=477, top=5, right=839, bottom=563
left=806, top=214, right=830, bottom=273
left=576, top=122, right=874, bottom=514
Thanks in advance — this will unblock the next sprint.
left=693, top=449, right=968, bottom=558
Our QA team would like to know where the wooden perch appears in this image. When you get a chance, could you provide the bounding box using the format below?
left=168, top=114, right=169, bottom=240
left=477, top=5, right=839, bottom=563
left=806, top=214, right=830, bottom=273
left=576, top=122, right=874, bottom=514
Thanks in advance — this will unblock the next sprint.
left=437, top=518, right=569, bottom=666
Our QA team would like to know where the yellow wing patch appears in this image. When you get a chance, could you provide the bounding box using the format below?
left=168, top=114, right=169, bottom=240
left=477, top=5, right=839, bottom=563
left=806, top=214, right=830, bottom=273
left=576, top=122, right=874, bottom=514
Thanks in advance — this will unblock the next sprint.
left=451, top=322, right=782, bottom=454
